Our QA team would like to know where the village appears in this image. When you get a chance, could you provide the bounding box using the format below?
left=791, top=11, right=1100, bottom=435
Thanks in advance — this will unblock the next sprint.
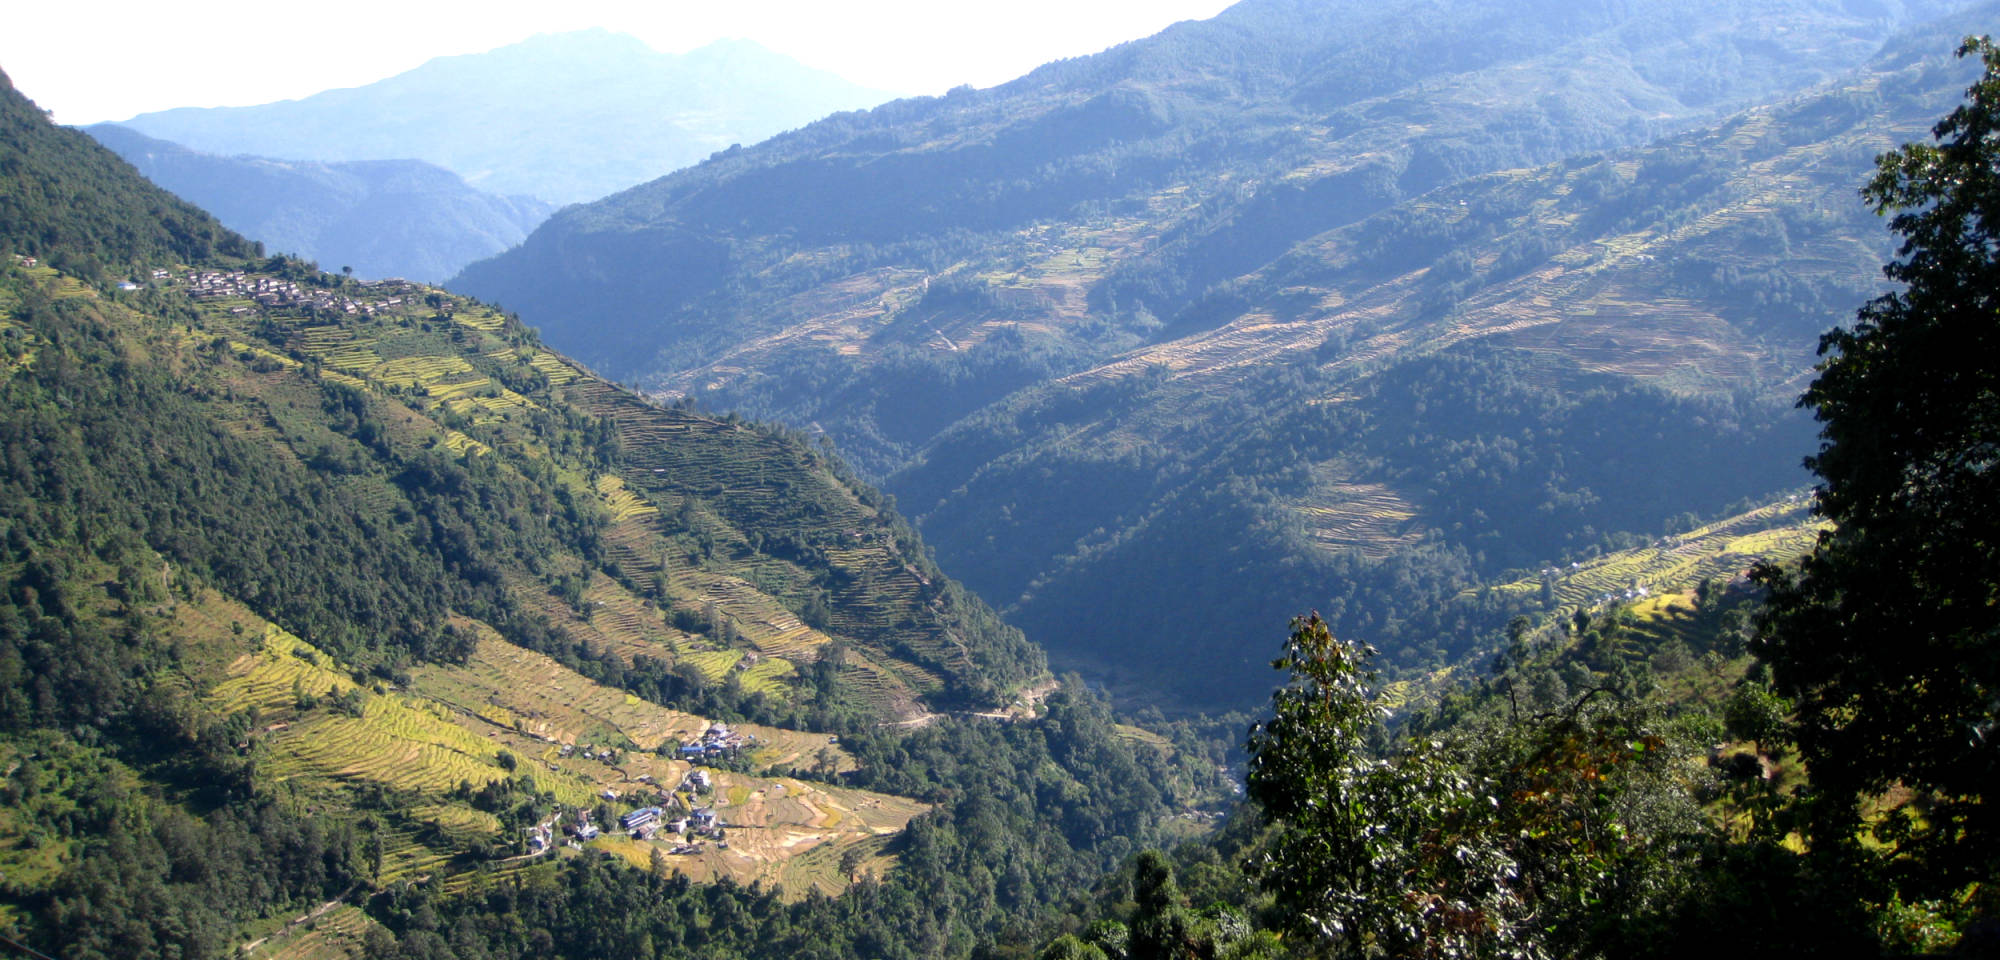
left=12, top=256, right=427, bottom=323
left=174, top=268, right=413, bottom=317
left=532, top=722, right=758, bottom=859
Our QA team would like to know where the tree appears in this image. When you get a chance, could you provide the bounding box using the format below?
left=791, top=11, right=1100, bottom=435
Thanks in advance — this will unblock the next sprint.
left=1129, top=850, right=1201, bottom=960
left=1247, top=615, right=1705, bottom=958
left=1244, top=614, right=1533, bottom=959
left=1753, top=37, right=2000, bottom=894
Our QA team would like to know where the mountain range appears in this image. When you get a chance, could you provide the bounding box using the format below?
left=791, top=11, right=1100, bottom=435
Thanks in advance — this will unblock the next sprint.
left=116, top=30, right=895, bottom=205
left=84, top=123, right=554, bottom=283
left=451, top=0, right=1992, bottom=710
left=2, top=0, right=1987, bottom=952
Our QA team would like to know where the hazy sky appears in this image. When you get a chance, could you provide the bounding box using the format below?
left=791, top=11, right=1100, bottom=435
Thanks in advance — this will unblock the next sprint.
left=4, top=0, right=1238, bottom=125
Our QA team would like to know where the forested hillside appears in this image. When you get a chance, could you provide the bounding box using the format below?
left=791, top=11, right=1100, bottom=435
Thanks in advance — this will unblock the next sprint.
left=0, top=67, right=1233, bottom=960
left=86, top=124, right=553, bottom=283
left=454, top=0, right=1991, bottom=711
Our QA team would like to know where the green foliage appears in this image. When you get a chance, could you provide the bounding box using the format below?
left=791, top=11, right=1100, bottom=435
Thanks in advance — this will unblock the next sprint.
left=1246, top=614, right=1534, bottom=957
left=1246, top=613, right=1717, bottom=958
left=0, top=70, right=255, bottom=278
left=0, top=299, right=576, bottom=666
left=0, top=61, right=1089, bottom=960
left=1754, top=35, right=2000, bottom=897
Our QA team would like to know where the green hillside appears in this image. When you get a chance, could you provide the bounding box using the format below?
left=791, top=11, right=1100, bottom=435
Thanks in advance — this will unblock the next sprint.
left=0, top=252, right=1040, bottom=720
left=451, top=1, right=1993, bottom=711
left=0, top=66, right=1233, bottom=960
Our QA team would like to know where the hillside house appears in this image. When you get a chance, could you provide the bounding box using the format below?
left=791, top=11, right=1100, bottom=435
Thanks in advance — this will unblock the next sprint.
left=621, top=806, right=663, bottom=831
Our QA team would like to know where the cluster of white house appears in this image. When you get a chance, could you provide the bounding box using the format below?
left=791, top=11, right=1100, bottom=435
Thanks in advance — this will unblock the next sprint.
left=176, top=269, right=407, bottom=317
left=538, top=740, right=737, bottom=856
left=678, top=722, right=755, bottom=762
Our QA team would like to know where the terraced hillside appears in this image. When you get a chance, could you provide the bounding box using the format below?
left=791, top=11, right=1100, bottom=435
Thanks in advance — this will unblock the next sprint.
left=0, top=256, right=960, bottom=928
left=1475, top=497, right=1825, bottom=619
left=34, top=541, right=931, bottom=910
left=152, top=261, right=1041, bottom=719
left=0, top=173, right=1036, bottom=920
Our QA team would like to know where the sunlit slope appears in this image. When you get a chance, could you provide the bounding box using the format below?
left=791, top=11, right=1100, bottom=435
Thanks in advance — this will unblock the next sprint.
left=0, top=225, right=1030, bottom=924
left=104, top=263, right=1044, bottom=719
left=194, top=575, right=927, bottom=900
left=1473, top=497, right=1824, bottom=613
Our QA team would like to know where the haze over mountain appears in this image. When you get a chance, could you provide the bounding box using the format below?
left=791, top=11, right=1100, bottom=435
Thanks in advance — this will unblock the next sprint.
left=453, top=0, right=1987, bottom=710
left=118, top=30, right=895, bottom=205
left=84, top=123, right=553, bottom=283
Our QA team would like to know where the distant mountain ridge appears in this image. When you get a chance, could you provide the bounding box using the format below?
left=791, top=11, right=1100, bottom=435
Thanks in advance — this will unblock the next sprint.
left=457, top=0, right=1968, bottom=376
left=118, top=30, right=896, bottom=204
left=85, top=123, right=552, bottom=283
left=451, top=0, right=1988, bottom=711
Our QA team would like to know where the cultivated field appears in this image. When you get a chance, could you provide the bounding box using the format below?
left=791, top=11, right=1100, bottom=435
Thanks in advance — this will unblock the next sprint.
left=1476, top=497, right=1824, bottom=615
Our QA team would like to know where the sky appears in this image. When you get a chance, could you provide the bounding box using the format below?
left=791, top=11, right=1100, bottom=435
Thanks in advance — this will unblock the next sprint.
left=3, top=0, right=1238, bottom=125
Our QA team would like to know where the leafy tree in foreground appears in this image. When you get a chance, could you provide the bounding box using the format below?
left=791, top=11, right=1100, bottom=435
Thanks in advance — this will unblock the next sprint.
left=1754, top=36, right=2000, bottom=895
left=1245, top=614, right=1706, bottom=958
left=1245, top=614, right=1534, bottom=958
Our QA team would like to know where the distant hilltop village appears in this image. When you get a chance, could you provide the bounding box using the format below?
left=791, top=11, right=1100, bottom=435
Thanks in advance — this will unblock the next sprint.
left=129, top=265, right=422, bottom=318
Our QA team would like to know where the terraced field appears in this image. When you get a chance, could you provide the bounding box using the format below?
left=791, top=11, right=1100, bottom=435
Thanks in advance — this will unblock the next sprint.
left=577, top=571, right=683, bottom=659
left=369, top=355, right=475, bottom=391
left=631, top=773, right=928, bottom=898
left=674, top=567, right=830, bottom=664
left=208, top=625, right=365, bottom=715
left=396, top=633, right=912, bottom=898
left=195, top=612, right=913, bottom=901
left=1290, top=471, right=1423, bottom=559
left=298, top=324, right=381, bottom=372
left=526, top=348, right=581, bottom=384
left=1477, top=497, right=1825, bottom=615
left=415, top=632, right=716, bottom=752
left=831, top=649, right=927, bottom=722
left=247, top=904, right=379, bottom=960
left=739, top=656, right=797, bottom=696
left=596, top=473, right=659, bottom=522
